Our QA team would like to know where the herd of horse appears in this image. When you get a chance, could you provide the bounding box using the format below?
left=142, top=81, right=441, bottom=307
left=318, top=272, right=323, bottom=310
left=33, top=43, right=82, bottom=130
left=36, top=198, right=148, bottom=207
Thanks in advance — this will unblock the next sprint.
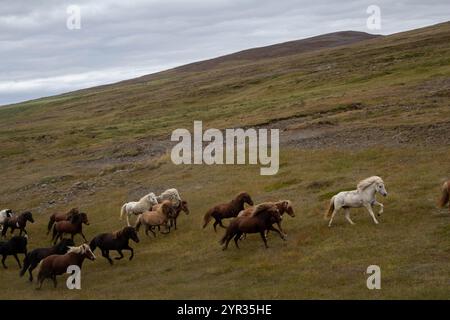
left=0, top=177, right=449, bottom=289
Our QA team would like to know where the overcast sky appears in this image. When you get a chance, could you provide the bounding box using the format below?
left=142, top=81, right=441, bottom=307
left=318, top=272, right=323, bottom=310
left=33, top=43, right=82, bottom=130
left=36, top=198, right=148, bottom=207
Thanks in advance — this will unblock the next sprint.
left=0, top=0, right=448, bottom=106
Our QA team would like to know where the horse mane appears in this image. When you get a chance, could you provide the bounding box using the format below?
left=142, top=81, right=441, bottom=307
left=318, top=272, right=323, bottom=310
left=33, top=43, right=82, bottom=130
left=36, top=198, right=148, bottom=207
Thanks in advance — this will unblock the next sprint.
left=140, top=192, right=157, bottom=204
left=357, top=176, right=383, bottom=191
left=67, top=208, right=79, bottom=215
left=252, top=203, right=275, bottom=217
left=67, top=244, right=89, bottom=254
left=157, top=200, right=172, bottom=216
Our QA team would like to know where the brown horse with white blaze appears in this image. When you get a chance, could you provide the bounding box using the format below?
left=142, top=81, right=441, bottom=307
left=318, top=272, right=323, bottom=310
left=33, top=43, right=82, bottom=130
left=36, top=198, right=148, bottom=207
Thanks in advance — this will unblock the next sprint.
left=439, top=180, right=450, bottom=212
left=203, top=192, right=254, bottom=232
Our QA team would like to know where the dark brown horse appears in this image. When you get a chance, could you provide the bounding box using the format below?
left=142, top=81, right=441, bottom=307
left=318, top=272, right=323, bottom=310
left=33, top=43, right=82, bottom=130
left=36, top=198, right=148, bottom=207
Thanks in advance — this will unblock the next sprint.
left=89, top=226, right=140, bottom=265
left=47, top=208, right=79, bottom=235
left=439, top=180, right=450, bottom=212
left=220, top=204, right=283, bottom=250
left=203, top=192, right=254, bottom=232
left=51, top=212, right=89, bottom=244
left=1, top=211, right=34, bottom=237
left=152, top=200, right=189, bottom=230
left=36, top=244, right=95, bottom=289
left=238, top=200, right=295, bottom=236
left=0, top=235, right=28, bottom=268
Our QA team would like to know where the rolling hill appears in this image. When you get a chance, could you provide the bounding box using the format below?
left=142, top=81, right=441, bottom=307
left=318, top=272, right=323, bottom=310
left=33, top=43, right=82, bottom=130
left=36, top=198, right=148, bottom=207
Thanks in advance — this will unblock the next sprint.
left=0, top=21, right=449, bottom=299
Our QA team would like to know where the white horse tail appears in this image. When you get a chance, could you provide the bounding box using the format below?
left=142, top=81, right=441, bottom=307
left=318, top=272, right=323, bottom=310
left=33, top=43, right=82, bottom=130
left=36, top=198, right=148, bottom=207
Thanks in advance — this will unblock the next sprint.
left=120, top=204, right=127, bottom=220
left=439, top=181, right=449, bottom=208
left=135, top=215, right=142, bottom=231
left=325, top=196, right=335, bottom=218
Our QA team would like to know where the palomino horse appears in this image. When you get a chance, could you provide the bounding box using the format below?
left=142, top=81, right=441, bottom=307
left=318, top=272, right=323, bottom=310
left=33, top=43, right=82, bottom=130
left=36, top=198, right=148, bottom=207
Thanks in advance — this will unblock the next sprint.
left=36, top=243, right=95, bottom=289
left=47, top=208, right=79, bottom=235
left=238, top=200, right=295, bottom=236
left=220, top=204, right=282, bottom=250
left=51, top=212, right=89, bottom=244
left=135, top=200, right=174, bottom=237
left=152, top=200, right=189, bottom=230
left=439, top=180, right=450, bottom=212
left=326, top=176, right=388, bottom=227
left=90, top=226, right=140, bottom=265
left=20, top=238, right=74, bottom=282
left=120, top=193, right=158, bottom=227
left=1, top=211, right=34, bottom=237
left=203, top=192, right=254, bottom=232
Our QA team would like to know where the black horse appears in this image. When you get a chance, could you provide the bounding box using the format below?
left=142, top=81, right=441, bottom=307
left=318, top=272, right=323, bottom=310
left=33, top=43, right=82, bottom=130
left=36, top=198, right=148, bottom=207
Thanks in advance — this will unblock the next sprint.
left=89, top=226, right=139, bottom=265
left=0, top=235, right=28, bottom=268
left=20, top=238, right=74, bottom=282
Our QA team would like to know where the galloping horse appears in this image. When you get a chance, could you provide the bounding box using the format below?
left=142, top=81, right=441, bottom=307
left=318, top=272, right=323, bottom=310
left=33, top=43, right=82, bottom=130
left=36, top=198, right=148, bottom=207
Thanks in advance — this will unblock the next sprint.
left=120, top=193, right=158, bottom=227
left=20, top=238, right=74, bottom=282
left=203, top=192, right=254, bottom=232
left=220, top=204, right=282, bottom=250
left=325, top=176, right=388, bottom=227
left=36, top=243, right=95, bottom=289
left=90, top=226, right=140, bottom=265
left=1, top=211, right=34, bottom=237
left=52, top=212, right=89, bottom=244
left=238, top=200, right=295, bottom=236
left=0, top=209, right=14, bottom=232
left=135, top=201, right=173, bottom=237
left=47, top=208, right=79, bottom=235
left=152, top=200, right=189, bottom=230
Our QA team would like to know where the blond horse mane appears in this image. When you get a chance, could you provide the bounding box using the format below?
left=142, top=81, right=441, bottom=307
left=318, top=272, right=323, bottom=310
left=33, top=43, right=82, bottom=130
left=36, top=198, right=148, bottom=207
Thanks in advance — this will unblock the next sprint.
left=357, top=176, right=384, bottom=192
left=67, top=243, right=90, bottom=254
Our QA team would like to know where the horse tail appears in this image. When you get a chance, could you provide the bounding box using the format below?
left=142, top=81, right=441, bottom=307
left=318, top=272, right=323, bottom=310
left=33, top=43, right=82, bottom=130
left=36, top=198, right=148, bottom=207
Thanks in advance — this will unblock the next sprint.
left=202, top=209, right=214, bottom=229
left=20, top=253, right=30, bottom=277
left=36, top=260, right=44, bottom=280
left=135, top=215, right=142, bottom=232
left=47, top=215, right=55, bottom=235
left=325, top=196, right=335, bottom=218
left=120, top=204, right=127, bottom=220
left=439, top=181, right=449, bottom=208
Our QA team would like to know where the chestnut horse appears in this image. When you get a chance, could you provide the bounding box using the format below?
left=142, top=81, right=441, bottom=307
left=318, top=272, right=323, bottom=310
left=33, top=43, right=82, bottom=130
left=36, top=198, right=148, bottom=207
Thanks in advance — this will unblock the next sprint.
left=36, top=243, right=95, bottom=289
left=152, top=200, right=189, bottom=230
left=439, top=180, right=450, bottom=212
left=203, top=192, right=254, bottom=232
left=89, top=226, right=140, bottom=265
left=220, top=203, right=282, bottom=250
left=135, top=201, right=173, bottom=237
left=51, top=212, right=89, bottom=244
left=238, top=200, right=295, bottom=236
left=1, top=211, right=34, bottom=237
left=47, top=208, right=79, bottom=235
left=20, top=238, right=74, bottom=282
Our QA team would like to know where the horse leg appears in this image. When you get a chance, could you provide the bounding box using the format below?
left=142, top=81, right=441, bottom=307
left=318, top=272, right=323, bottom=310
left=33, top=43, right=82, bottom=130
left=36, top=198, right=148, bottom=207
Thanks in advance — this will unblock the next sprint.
left=80, top=232, right=88, bottom=242
left=218, top=220, right=227, bottom=229
left=373, top=201, right=384, bottom=216
left=260, top=231, right=269, bottom=248
left=149, top=226, right=156, bottom=237
left=127, top=246, right=134, bottom=261
left=115, top=250, right=124, bottom=260
left=13, top=254, right=21, bottom=268
left=1, top=255, right=7, bottom=268
left=344, top=208, right=355, bottom=225
left=364, top=204, right=379, bottom=224
left=267, top=225, right=286, bottom=241
left=102, top=250, right=113, bottom=265
left=328, top=208, right=339, bottom=227
left=52, top=275, right=57, bottom=288
left=29, top=262, right=37, bottom=282
left=174, top=218, right=177, bottom=230
left=233, top=232, right=242, bottom=248
left=213, top=220, right=219, bottom=232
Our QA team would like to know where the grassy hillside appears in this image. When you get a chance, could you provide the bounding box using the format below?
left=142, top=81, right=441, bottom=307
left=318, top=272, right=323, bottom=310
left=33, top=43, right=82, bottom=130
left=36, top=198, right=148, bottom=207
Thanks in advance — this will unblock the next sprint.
left=0, top=22, right=449, bottom=299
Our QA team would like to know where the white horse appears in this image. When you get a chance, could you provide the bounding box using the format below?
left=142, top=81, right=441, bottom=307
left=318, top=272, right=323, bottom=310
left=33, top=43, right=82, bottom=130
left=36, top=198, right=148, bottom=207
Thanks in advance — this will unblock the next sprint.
left=156, top=188, right=182, bottom=207
left=326, top=176, right=387, bottom=227
left=120, top=193, right=158, bottom=226
left=0, top=209, right=15, bottom=232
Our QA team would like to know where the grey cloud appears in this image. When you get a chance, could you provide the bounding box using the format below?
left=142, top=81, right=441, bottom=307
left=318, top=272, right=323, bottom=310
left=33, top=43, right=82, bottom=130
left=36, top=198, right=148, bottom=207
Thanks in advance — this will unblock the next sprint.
left=0, top=0, right=449, bottom=105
